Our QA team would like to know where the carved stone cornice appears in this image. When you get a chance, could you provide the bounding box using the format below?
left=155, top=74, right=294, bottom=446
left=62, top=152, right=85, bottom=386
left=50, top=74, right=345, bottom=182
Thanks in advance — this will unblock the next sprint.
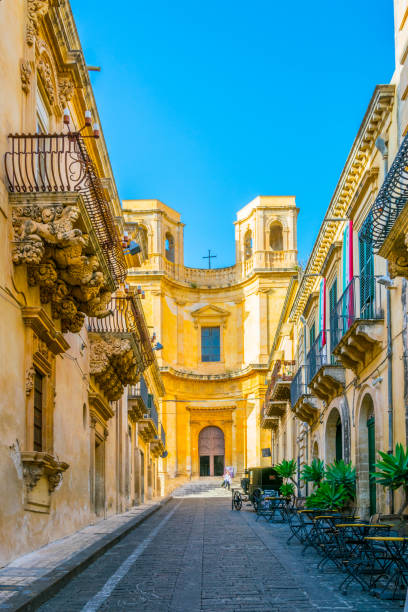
left=20, top=451, right=68, bottom=493
left=88, top=390, right=114, bottom=422
left=22, top=307, right=69, bottom=355
left=89, top=333, right=139, bottom=401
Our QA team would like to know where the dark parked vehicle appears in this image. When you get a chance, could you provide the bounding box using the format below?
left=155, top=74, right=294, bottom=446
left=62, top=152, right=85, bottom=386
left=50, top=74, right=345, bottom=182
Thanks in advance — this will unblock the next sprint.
left=233, top=467, right=283, bottom=511
left=248, top=466, right=282, bottom=507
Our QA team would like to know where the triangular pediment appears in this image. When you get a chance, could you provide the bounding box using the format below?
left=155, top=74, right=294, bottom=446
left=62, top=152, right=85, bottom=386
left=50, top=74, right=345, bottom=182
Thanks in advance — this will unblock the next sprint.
left=191, top=304, right=230, bottom=328
left=191, top=304, right=230, bottom=318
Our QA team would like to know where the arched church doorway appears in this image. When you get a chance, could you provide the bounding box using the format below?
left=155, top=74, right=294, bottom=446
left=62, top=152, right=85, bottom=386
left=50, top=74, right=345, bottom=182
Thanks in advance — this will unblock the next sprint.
left=198, top=426, right=225, bottom=477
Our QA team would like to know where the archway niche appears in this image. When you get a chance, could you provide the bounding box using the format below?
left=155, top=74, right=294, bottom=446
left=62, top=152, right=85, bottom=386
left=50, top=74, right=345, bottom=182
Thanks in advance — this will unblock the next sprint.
left=325, top=407, right=342, bottom=464
left=312, top=441, right=319, bottom=460
left=198, top=426, right=225, bottom=477
left=269, top=222, right=283, bottom=251
left=165, top=232, right=175, bottom=262
left=357, top=393, right=376, bottom=517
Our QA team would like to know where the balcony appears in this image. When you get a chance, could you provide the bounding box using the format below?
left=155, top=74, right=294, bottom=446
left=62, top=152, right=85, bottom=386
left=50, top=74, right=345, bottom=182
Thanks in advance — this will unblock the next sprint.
left=138, top=397, right=159, bottom=443
left=5, top=133, right=127, bottom=333
left=87, top=294, right=155, bottom=401
left=307, top=331, right=345, bottom=403
left=290, top=365, right=319, bottom=425
left=260, top=406, right=280, bottom=430
left=150, top=422, right=166, bottom=457
left=266, top=360, right=296, bottom=403
left=128, top=377, right=149, bottom=421
left=361, top=129, right=408, bottom=278
left=331, top=276, right=384, bottom=374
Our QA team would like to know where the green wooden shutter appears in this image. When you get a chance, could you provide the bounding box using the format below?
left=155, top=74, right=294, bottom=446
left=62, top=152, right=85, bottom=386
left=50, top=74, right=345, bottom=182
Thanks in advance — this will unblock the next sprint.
left=309, top=322, right=315, bottom=348
left=359, top=217, right=374, bottom=319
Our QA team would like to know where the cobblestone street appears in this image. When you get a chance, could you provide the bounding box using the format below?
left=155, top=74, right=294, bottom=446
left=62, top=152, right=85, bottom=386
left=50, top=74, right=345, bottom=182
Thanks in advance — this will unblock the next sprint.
left=37, top=497, right=402, bottom=612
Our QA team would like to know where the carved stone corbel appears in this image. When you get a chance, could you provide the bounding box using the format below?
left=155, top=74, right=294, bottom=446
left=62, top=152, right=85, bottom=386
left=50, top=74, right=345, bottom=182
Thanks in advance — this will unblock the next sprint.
left=12, top=197, right=113, bottom=333
left=89, top=333, right=139, bottom=401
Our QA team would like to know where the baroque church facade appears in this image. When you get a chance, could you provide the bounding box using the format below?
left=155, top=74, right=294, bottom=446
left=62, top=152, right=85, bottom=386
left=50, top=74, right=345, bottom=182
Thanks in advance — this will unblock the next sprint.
left=124, top=196, right=298, bottom=483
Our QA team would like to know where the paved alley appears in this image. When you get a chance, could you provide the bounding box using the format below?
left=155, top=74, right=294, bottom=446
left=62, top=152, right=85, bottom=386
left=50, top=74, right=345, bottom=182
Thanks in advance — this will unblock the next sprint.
left=36, top=497, right=402, bottom=612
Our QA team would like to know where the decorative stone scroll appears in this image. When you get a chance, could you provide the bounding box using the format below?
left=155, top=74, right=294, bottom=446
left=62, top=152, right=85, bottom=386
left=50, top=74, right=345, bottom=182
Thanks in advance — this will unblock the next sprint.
left=20, top=59, right=32, bottom=93
left=26, top=0, right=49, bottom=46
left=89, top=333, right=139, bottom=401
left=12, top=198, right=112, bottom=333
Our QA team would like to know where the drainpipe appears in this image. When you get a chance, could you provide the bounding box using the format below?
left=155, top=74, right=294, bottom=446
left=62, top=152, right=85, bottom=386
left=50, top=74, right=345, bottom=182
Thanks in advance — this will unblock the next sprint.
left=376, top=137, right=394, bottom=513
left=300, top=315, right=308, bottom=495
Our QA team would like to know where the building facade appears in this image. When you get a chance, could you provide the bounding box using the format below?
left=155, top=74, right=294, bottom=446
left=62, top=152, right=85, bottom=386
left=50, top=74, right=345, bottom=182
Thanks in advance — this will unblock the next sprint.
left=124, top=196, right=298, bottom=485
left=262, top=0, right=408, bottom=519
left=0, top=0, right=166, bottom=566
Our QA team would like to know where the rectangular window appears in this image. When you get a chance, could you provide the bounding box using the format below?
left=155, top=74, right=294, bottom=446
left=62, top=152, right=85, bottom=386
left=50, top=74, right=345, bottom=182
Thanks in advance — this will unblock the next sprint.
left=201, top=326, right=220, bottom=362
left=309, top=322, right=315, bottom=348
left=34, top=371, right=43, bottom=452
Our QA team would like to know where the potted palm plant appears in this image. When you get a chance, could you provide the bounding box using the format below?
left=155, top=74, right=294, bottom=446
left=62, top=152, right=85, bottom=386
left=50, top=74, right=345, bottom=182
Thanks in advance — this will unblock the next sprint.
left=372, top=443, right=408, bottom=517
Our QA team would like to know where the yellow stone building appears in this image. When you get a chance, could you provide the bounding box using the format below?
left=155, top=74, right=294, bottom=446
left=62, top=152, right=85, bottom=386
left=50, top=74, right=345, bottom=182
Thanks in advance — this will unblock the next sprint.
left=0, top=0, right=167, bottom=566
left=124, top=196, right=298, bottom=485
left=262, top=0, right=408, bottom=519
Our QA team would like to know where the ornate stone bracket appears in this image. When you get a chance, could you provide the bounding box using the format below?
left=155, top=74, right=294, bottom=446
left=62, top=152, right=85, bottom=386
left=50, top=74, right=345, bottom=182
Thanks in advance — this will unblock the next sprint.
left=11, top=194, right=113, bottom=333
left=21, top=451, right=68, bottom=513
left=89, top=333, right=139, bottom=401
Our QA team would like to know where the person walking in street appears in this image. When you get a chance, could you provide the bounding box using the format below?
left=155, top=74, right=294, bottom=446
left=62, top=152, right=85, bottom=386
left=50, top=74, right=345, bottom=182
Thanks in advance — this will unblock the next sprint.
left=223, top=469, right=231, bottom=491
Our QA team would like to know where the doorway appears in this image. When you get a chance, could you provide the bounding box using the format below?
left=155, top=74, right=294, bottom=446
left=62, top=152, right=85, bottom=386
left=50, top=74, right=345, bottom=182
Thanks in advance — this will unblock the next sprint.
left=140, top=450, right=145, bottom=503
left=198, top=426, right=225, bottom=476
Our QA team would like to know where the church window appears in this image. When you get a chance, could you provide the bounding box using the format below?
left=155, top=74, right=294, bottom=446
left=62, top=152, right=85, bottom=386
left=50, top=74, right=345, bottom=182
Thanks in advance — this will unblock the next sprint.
left=34, top=371, right=44, bottom=451
left=165, top=232, right=175, bottom=262
left=201, top=326, right=220, bottom=362
left=244, top=230, right=252, bottom=260
left=269, top=222, right=283, bottom=251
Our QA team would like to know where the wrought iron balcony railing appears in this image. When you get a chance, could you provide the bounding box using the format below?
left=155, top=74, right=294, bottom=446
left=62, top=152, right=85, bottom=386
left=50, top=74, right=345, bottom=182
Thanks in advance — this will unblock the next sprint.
left=290, top=365, right=309, bottom=407
left=4, top=133, right=126, bottom=284
left=361, top=130, right=408, bottom=251
left=306, top=330, right=340, bottom=383
left=264, top=359, right=295, bottom=409
left=87, top=295, right=154, bottom=369
left=331, top=276, right=384, bottom=349
left=147, top=397, right=159, bottom=430
left=128, top=376, right=149, bottom=408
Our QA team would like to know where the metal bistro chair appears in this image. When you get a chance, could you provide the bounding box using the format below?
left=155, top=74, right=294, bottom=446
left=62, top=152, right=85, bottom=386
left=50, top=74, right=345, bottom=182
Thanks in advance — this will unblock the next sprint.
left=255, top=489, right=279, bottom=522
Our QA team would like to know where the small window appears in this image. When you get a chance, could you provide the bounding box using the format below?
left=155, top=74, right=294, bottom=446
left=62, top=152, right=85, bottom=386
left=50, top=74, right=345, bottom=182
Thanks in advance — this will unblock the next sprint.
left=244, top=230, right=252, bottom=260
left=269, top=222, right=283, bottom=251
left=201, top=326, right=220, bottom=362
left=165, top=232, right=175, bottom=262
left=34, top=371, right=44, bottom=451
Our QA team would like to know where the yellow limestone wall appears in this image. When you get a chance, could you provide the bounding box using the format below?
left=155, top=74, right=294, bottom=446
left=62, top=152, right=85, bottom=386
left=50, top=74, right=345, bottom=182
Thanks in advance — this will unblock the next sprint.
left=124, top=196, right=298, bottom=481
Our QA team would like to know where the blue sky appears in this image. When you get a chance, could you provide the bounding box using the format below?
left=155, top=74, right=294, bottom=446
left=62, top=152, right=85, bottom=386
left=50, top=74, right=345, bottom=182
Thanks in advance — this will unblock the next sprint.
left=71, top=0, right=395, bottom=269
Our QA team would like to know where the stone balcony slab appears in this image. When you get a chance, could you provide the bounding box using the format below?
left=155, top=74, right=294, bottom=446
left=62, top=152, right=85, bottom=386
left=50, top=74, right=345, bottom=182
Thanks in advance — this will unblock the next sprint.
left=333, top=320, right=384, bottom=374
left=309, top=365, right=346, bottom=403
